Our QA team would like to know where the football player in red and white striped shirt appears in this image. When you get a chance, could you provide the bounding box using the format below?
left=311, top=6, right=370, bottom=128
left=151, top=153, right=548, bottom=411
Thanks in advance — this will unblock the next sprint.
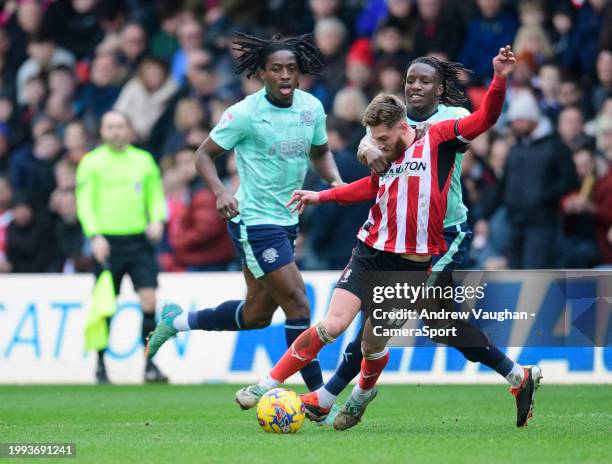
left=236, top=46, right=542, bottom=430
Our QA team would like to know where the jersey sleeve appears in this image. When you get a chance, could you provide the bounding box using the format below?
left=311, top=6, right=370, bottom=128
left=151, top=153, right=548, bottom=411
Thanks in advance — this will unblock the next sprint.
left=75, top=154, right=100, bottom=238
left=209, top=102, right=249, bottom=151
left=311, top=100, right=328, bottom=146
left=319, top=171, right=379, bottom=204
left=431, top=75, right=506, bottom=146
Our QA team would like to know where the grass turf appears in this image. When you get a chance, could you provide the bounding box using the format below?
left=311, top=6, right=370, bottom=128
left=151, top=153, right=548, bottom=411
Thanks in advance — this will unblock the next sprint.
left=0, top=385, right=610, bottom=464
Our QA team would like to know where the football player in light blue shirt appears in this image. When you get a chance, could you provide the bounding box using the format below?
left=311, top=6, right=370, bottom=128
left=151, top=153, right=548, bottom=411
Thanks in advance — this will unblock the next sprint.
left=146, top=33, right=343, bottom=393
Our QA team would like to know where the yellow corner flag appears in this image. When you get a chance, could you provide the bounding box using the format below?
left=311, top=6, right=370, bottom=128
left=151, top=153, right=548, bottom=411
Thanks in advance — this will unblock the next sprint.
left=85, top=270, right=116, bottom=351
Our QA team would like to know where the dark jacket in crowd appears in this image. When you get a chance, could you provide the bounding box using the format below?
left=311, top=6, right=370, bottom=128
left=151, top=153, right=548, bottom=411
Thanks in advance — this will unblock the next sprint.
left=486, top=134, right=578, bottom=226
left=6, top=213, right=52, bottom=272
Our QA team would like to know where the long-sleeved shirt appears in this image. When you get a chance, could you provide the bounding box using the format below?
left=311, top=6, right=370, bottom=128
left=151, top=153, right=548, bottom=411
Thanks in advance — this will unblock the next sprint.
left=318, top=75, right=507, bottom=254
left=76, top=144, right=166, bottom=237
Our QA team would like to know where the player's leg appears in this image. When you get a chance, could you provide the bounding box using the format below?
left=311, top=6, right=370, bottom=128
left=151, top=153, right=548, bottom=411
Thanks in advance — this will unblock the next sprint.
left=316, top=223, right=475, bottom=420
left=235, top=288, right=362, bottom=410
left=332, top=316, right=389, bottom=431
left=145, top=221, right=278, bottom=358
left=257, top=261, right=324, bottom=391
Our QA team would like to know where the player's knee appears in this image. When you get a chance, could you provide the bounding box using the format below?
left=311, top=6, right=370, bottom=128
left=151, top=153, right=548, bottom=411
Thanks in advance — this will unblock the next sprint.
left=140, top=294, right=156, bottom=313
left=321, top=315, right=348, bottom=339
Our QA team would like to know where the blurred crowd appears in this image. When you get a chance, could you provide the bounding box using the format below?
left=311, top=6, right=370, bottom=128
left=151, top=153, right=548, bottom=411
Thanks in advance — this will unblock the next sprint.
left=0, top=0, right=611, bottom=273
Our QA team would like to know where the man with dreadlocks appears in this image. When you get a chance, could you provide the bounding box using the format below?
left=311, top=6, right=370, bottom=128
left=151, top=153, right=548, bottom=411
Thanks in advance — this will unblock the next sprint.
left=145, top=33, right=343, bottom=393
left=237, top=46, right=543, bottom=430
left=300, top=54, right=527, bottom=426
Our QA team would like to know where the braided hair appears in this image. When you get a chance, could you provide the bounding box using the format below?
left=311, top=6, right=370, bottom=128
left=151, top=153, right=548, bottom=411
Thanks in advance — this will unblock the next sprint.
left=403, top=57, right=471, bottom=107
left=232, top=32, right=324, bottom=79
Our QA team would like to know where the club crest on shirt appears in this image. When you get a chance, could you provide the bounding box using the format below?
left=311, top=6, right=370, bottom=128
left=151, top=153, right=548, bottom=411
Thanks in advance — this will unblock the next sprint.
left=300, top=110, right=314, bottom=126
left=217, top=111, right=234, bottom=128
left=262, top=248, right=279, bottom=264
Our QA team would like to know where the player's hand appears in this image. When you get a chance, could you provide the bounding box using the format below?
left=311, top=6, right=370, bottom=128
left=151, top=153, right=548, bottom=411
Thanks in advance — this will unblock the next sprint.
left=146, top=221, right=164, bottom=243
left=216, top=190, right=239, bottom=219
left=91, top=235, right=110, bottom=264
left=492, top=45, right=516, bottom=78
left=358, top=135, right=389, bottom=176
left=607, top=225, right=612, bottom=244
left=286, top=190, right=320, bottom=214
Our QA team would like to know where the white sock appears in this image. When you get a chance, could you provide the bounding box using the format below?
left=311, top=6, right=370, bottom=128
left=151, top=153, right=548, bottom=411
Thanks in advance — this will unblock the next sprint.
left=172, top=311, right=191, bottom=331
left=316, top=386, right=337, bottom=409
left=506, top=363, right=526, bottom=387
left=351, top=384, right=374, bottom=403
left=258, top=374, right=280, bottom=390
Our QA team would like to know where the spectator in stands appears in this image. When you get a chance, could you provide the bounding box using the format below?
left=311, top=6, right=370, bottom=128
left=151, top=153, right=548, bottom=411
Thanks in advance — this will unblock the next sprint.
left=48, top=65, right=78, bottom=102
left=373, top=18, right=411, bottom=63
left=41, top=0, right=104, bottom=60
left=460, top=0, right=519, bottom=83
left=171, top=18, right=203, bottom=85
left=159, top=97, right=206, bottom=159
left=313, top=17, right=347, bottom=108
left=480, top=89, right=577, bottom=268
left=332, top=86, right=369, bottom=150
left=557, top=106, right=593, bottom=152
left=78, top=53, right=124, bottom=129
left=372, top=58, right=404, bottom=97
left=549, top=2, right=573, bottom=66
left=26, top=131, right=62, bottom=211
left=513, top=24, right=554, bottom=66
left=50, top=188, right=88, bottom=273
left=591, top=49, right=612, bottom=113
left=45, top=94, right=75, bottom=136
left=150, top=4, right=180, bottom=61
left=559, top=147, right=601, bottom=268
left=0, top=175, right=12, bottom=272
left=345, top=38, right=374, bottom=93
left=117, top=22, right=148, bottom=76
left=5, top=192, right=52, bottom=273
left=63, top=120, right=91, bottom=164
left=565, top=0, right=606, bottom=76
left=0, top=123, right=10, bottom=174
left=306, top=117, right=370, bottom=269
left=17, top=33, right=75, bottom=106
left=167, top=149, right=234, bottom=271
left=412, top=0, right=465, bottom=60
left=537, top=63, right=562, bottom=124
left=113, top=57, right=178, bottom=143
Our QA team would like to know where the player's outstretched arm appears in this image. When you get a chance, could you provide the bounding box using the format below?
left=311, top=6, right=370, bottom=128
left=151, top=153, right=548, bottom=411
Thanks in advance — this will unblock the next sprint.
left=454, top=46, right=516, bottom=141
left=309, top=143, right=344, bottom=187
left=195, top=137, right=239, bottom=219
left=286, top=174, right=379, bottom=214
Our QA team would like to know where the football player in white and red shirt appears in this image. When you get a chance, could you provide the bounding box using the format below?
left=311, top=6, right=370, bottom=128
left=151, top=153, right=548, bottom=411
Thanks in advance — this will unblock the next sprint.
left=236, top=46, right=542, bottom=430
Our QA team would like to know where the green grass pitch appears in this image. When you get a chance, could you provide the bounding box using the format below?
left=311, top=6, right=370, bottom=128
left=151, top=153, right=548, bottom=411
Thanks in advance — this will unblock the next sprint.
left=1, top=385, right=610, bottom=464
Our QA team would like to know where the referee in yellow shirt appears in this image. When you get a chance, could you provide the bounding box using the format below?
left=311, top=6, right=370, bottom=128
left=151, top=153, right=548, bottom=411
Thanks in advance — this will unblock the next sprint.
left=76, top=111, right=167, bottom=384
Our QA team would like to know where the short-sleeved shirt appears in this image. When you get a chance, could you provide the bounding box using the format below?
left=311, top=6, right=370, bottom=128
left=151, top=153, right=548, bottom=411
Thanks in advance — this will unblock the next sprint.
left=210, top=88, right=327, bottom=226
left=407, top=104, right=470, bottom=228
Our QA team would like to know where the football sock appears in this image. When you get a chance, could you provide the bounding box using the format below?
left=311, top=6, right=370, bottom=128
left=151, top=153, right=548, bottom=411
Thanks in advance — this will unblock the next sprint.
left=315, top=386, right=337, bottom=409
left=172, top=311, right=190, bottom=331
left=187, top=300, right=245, bottom=331
left=359, top=349, right=389, bottom=390
left=351, top=383, right=375, bottom=403
left=324, top=337, right=363, bottom=396
left=270, top=325, right=333, bottom=383
left=258, top=374, right=280, bottom=390
left=285, top=318, right=324, bottom=391
left=505, top=362, right=526, bottom=387
left=141, top=312, right=156, bottom=345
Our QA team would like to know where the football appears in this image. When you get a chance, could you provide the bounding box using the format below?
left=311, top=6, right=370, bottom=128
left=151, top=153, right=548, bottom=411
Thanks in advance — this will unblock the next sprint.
left=256, top=388, right=305, bottom=433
